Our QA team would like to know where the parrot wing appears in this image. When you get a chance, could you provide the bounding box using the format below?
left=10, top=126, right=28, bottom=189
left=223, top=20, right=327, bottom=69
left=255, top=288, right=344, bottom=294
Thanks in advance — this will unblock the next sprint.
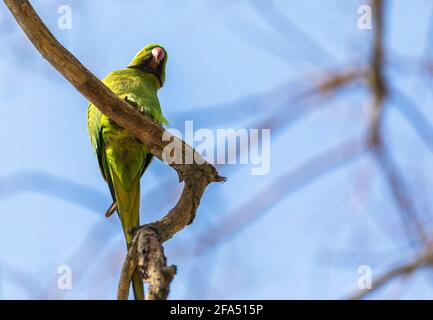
left=87, top=104, right=117, bottom=203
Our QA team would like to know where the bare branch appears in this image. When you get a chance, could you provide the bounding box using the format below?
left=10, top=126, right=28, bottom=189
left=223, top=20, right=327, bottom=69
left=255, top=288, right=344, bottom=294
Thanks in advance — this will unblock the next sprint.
left=367, top=0, right=387, bottom=147
left=3, top=0, right=223, bottom=183
left=391, top=88, right=433, bottom=153
left=117, top=242, right=138, bottom=300
left=139, top=227, right=176, bottom=300
left=3, top=0, right=225, bottom=300
left=315, top=68, right=367, bottom=96
left=363, top=0, right=428, bottom=243
left=373, top=145, right=428, bottom=243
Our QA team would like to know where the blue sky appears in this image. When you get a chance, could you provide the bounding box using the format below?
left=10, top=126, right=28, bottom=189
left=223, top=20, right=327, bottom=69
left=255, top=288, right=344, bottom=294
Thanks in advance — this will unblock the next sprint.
left=1, top=0, right=433, bottom=299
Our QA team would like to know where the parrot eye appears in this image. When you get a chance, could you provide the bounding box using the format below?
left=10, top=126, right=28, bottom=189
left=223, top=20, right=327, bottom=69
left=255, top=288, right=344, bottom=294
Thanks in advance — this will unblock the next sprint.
left=143, top=54, right=153, bottom=65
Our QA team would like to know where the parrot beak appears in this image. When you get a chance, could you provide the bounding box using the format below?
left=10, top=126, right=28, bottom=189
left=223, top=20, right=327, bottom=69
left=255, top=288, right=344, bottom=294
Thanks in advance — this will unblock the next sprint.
left=149, top=47, right=165, bottom=69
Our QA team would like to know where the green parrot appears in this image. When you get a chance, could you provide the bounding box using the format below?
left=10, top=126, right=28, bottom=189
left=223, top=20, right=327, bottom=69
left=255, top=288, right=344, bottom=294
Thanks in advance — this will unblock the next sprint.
left=87, top=44, right=168, bottom=300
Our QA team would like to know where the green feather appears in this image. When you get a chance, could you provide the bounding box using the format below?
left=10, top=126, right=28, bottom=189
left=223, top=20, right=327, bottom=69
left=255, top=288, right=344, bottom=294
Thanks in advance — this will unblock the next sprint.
left=87, top=44, right=168, bottom=300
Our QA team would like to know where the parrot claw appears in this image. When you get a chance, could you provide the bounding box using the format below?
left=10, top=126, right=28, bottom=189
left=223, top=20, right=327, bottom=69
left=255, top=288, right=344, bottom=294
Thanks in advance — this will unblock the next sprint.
left=124, top=96, right=139, bottom=108
left=124, top=95, right=147, bottom=114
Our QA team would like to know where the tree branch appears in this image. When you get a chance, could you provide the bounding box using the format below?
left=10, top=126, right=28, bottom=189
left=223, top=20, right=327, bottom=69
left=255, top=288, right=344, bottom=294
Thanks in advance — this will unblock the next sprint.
left=3, top=0, right=225, bottom=299
left=367, top=0, right=387, bottom=147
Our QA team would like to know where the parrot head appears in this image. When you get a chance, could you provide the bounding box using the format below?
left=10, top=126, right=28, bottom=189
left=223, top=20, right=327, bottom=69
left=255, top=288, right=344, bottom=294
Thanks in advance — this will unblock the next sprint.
left=127, top=44, right=168, bottom=87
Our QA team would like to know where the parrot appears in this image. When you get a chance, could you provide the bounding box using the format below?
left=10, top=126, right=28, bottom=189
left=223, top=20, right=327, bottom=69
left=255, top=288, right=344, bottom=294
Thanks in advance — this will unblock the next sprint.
left=87, top=44, right=168, bottom=300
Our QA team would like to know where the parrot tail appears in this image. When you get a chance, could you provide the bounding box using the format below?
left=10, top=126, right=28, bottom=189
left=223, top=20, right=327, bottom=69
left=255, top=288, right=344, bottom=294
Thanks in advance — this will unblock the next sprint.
left=109, top=171, right=145, bottom=300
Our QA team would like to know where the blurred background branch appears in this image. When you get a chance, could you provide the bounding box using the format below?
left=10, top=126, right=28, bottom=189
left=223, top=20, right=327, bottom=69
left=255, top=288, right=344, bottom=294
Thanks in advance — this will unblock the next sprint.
left=1, top=0, right=433, bottom=299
